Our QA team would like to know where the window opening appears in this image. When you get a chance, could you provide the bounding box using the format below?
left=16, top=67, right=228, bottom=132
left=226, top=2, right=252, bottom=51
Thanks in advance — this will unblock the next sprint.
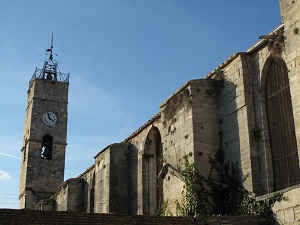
left=265, top=58, right=300, bottom=190
left=143, top=127, right=162, bottom=215
left=41, top=134, right=53, bottom=160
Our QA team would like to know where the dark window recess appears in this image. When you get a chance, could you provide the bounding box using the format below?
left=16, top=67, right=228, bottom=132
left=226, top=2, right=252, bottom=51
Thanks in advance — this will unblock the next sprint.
left=266, top=58, right=300, bottom=191
left=41, top=135, right=53, bottom=160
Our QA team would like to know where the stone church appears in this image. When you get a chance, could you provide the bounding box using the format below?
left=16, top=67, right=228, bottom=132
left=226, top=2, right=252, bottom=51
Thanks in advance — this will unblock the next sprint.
left=18, top=0, right=300, bottom=224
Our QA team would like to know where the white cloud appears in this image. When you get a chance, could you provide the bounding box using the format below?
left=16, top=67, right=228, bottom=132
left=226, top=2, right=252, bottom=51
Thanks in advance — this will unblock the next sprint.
left=0, top=169, right=11, bottom=180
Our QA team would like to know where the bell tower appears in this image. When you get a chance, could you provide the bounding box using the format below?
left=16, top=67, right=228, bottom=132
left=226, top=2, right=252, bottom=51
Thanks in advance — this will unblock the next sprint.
left=19, top=34, right=70, bottom=209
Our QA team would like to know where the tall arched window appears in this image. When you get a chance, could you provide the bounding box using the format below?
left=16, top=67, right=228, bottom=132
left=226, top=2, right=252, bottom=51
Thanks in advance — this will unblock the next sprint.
left=265, top=57, right=300, bottom=190
left=41, top=134, right=53, bottom=160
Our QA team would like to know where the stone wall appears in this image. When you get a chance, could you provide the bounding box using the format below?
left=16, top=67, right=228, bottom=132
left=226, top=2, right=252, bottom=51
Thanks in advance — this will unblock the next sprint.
left=36, top=178, right=85, bottom=212
left=109, top=143, right=131, bottom=214
left=272, top=186, right=300, bottom=224
left=44, top=79, right=231, bottom=215
left=280, top=0, right=300, bottom=161
left=53, top=178, right=84, bottom=212
left=267, top=1, right=300, bottom=224
left=209, top=53, right=259, bottom=193
left=30, top=2, right=300, bottom=224
left=160, top=82, right=195, bottom=214
left=249, top=43, right=274, bottom=193
left=124, top=115, right=163, bottom=215
left=0, top=209, right=266, bottom=225
left=35, top=199, right=55, bottom=211
left=19, top=78, right=69, bottom=209
left=121, top=79, right=220, bottom=215
left=94, top=147, right=111, bottom=213
left=80, top=165, right=95, bottom=213
left=190, top=79, right=219, bottom=180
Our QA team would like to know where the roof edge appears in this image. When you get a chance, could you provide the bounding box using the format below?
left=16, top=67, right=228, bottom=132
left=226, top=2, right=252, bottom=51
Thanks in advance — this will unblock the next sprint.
left=123, top=112, right=161, bottom=143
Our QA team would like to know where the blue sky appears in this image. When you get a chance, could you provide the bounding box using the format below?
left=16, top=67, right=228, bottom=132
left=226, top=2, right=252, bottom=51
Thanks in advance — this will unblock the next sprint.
left=0, top=0, right=281, bottom=208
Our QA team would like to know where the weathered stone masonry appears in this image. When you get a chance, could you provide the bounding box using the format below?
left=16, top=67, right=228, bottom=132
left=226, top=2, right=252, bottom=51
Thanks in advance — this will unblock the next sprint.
left=20, top=1, right=300, bottom=224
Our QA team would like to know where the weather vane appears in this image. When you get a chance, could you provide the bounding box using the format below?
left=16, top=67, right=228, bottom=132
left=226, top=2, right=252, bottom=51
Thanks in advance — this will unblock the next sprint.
left=46, top=32, right=57, bottom=60
left=42, top=32, right=59, bottom=81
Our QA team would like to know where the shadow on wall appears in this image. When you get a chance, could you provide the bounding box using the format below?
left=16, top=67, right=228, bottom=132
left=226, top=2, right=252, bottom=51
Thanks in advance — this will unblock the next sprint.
left=217, top=77, right=242, bottom=182
left=128, top=144, right=138, bottom=214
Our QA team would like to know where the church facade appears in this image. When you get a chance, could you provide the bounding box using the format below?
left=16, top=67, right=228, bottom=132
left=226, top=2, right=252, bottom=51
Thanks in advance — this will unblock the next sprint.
left=19, top=0, right=300, bottom=224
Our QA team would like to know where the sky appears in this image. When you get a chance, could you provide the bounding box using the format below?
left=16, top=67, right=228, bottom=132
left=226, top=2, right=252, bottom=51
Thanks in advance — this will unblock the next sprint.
left=0, top=0, right=281, bottom=208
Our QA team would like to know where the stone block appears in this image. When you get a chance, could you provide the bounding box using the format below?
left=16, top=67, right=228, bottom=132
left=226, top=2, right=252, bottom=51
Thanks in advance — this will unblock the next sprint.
left=284, top=208, right=295, bottom=223
left=293, top=206, right=300, bottom=222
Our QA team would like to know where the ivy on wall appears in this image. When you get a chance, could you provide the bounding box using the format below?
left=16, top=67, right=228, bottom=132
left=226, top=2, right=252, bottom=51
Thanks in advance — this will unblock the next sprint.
left=207, top=143, right=286, bottom=224
left=175, top=154, right=209, bottom=218
left=159, top=150, right=286, bottom=225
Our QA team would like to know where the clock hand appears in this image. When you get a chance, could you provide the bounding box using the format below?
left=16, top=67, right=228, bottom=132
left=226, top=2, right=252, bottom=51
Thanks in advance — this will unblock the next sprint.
left=47, top=113, right=55, bottom=122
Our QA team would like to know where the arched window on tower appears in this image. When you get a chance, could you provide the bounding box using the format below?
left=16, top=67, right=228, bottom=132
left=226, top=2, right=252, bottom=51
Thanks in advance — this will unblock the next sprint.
left=41, top=134, right=53, bottom=160
left=265, top=57, right=300, bottom=191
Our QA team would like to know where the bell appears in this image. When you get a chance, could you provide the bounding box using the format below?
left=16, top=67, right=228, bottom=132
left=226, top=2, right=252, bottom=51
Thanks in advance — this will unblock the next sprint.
left=41, top=146, right=52, bottom=160
left=46, top=72, right=52, bottom=80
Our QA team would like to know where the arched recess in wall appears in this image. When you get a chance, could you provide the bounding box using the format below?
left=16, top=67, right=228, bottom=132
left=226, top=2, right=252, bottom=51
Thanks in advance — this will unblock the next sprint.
left=261, top=56, right=300, bottom=191
left=41, top=134, right=53, bottom=160
left=143, top=126, right=162, bottom=215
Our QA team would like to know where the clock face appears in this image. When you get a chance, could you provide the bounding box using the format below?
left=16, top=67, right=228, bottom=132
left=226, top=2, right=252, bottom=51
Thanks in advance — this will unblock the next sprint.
left=43, top=112, right=57, bottom=126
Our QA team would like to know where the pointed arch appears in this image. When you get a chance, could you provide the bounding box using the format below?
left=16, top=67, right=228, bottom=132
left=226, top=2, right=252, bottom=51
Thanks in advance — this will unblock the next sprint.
left=262, top=57, right=300, bottom=191
left=143, top=126, right=162, bottom=215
